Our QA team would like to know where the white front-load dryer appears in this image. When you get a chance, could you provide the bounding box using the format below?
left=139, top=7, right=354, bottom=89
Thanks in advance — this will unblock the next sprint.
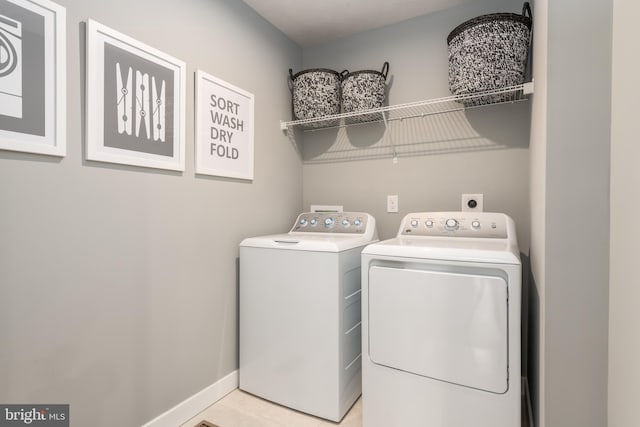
left=361, top=212, right=521, bottom=427
left=240, top=212, right=378, bottom=422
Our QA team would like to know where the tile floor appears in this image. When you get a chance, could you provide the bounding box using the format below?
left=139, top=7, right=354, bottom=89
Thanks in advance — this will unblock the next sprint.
left=180, top=390, right=362, bottom=427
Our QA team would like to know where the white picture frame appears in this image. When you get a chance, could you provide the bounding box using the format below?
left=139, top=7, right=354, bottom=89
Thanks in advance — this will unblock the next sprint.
left=195, top=69, right=254, bottom=180
left=85, top=19, right=186, bottom=171
left=0, top=0, right=66, bottom=156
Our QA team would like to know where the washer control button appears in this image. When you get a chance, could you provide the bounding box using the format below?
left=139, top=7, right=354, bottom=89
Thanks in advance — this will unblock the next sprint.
left=425, top=220, right=434, bottom=228
left=341, top=219, right=350, bottom=227
left=324, top=217, right=335, bottom=228
left=353, top=219, right=362, bottom=227
left=445, top=218, right=459, bottom=230
left=299, top=218, right=308, bottom=227
left=410, top=219, right=419, bottom=228
left=472, top=220, right=481, bottom=229
left=310, top=219, right=318, bottom=227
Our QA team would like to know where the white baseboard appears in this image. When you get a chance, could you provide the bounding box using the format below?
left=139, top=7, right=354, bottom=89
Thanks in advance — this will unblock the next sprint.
left=141, top=370, right=238, bottom=427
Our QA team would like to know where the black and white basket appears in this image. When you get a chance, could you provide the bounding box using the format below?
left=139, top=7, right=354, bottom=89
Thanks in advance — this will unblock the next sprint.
left=447, top=2, right=532, bottom=106
left=341, top=62, right=389, bottom=124
left=289, top=68, right=342, bottom=128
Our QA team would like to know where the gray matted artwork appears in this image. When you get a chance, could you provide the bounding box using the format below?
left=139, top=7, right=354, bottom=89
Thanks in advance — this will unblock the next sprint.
left=86, top=19, right=185, bottom=170
left=0, top=0, right=46, bottom=136
left=103, top=42, right=175, bottom=157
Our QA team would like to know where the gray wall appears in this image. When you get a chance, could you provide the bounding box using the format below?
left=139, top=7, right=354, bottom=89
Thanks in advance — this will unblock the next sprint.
left=0, top=0, right=302, bottom=426
left=608, top=1, right=640, bottom=425
left=300, top=0, right=532, bottom=246
left=536, top=0, right=613, bottom=426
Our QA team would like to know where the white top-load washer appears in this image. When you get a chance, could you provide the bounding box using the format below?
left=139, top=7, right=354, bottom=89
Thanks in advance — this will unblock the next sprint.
left=361, top=212, right=521, bottom=427
left=239, top=212, right=378, bottom=422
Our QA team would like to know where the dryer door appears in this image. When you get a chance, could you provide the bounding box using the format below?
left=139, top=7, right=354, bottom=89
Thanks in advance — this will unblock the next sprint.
left=368, top=265, right=508, bottom=394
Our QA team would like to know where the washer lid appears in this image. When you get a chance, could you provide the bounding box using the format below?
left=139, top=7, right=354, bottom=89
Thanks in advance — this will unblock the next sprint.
left=241, top=233, right=377, bottom=252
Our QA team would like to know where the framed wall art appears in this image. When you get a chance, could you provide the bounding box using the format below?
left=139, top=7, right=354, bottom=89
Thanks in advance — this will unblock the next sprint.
left=0, top=0, right=66, bottom=156
left=195, top=70, right=254, bottom=180
left=85, top=19, right=186, bottom=171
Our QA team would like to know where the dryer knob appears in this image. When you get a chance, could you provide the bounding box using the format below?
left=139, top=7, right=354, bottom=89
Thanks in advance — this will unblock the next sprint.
left=324, top=217, right=335, bottom=228
left=310, top=218, right=318, bottom=226
left=445, top=218, right=459, bottom=230
left=353, top=219, right=362, bottom=227
left=299, top=218, right=308, bottom=227
left=342, top=219, right=350, bottom=227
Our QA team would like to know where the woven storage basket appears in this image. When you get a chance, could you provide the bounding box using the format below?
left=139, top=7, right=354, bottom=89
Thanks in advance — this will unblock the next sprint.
left=289, top=68, right=342, bottom=129
left=341, top=62, right=389, bottom=124
left=447, top=2, right=532, bottom=106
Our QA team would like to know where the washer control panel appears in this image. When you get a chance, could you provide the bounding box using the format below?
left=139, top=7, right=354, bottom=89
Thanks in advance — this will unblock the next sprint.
left=290, top=212, right=370, bottom=234
left=400, top=212, right=508, bottom=238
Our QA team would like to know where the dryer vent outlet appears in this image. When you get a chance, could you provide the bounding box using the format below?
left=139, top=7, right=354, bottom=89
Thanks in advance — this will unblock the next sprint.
left=462, top=194, right=483, bottom=212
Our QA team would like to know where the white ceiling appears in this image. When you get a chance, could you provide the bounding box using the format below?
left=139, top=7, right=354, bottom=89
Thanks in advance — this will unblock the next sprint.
left=242, top=0, right=472, bottom=47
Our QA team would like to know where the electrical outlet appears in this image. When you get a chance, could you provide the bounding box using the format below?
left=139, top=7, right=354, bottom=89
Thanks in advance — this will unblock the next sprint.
left=462, top=194, right=483, bottom=212
left=387, top=195, right=399, bottom=213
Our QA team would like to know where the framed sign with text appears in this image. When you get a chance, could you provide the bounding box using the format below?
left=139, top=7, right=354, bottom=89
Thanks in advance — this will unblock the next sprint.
left=0, top=0, right=66, bottom=156
left=85, top=19, right=186, bottom=171
left=195, top=70, right=254, bottom=180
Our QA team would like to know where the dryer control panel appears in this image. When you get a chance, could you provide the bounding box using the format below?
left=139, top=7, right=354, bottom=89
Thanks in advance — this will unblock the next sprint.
left=290, top=212, right=371, bottom=234
left=400, top=212, right=508, bottom=238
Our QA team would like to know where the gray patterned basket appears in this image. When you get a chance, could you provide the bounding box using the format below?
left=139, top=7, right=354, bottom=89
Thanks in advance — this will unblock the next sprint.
left=289, top=68, right=342, bottom=129
left=447, top=2, right=532, bottom=106
left=341, top=62, right=389, bottom=124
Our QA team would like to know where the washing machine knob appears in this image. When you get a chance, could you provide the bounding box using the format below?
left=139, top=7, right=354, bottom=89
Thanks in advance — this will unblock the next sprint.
left=425, top=220, right=434, bottom=228
left=445, top=218, right=459, bottom=230
left=472, top=220, right=481, bottom=229
left=342, top=219, right=350, bottom=227
left=324, top=217, right=335, bottom=228
left=299, top=218, right=308, bottom=227
left=410, top=219, right=419, bottom=228
left=353, top=219, right=362, bottom=227
left=310, top=218, right=318, bottom=226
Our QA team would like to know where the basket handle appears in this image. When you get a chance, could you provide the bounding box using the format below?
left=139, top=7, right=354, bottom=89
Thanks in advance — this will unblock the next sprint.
left=340, top=69, right=350, bottom=80
left=381, top=61, right=390, bottom=79
left=522, top=2, right=532, bottom=18
left=288, top=68, right=294, bottom=92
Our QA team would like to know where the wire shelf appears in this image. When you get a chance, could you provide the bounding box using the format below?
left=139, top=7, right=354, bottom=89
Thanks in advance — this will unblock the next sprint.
left=280, top=82, right=533, bottom=164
